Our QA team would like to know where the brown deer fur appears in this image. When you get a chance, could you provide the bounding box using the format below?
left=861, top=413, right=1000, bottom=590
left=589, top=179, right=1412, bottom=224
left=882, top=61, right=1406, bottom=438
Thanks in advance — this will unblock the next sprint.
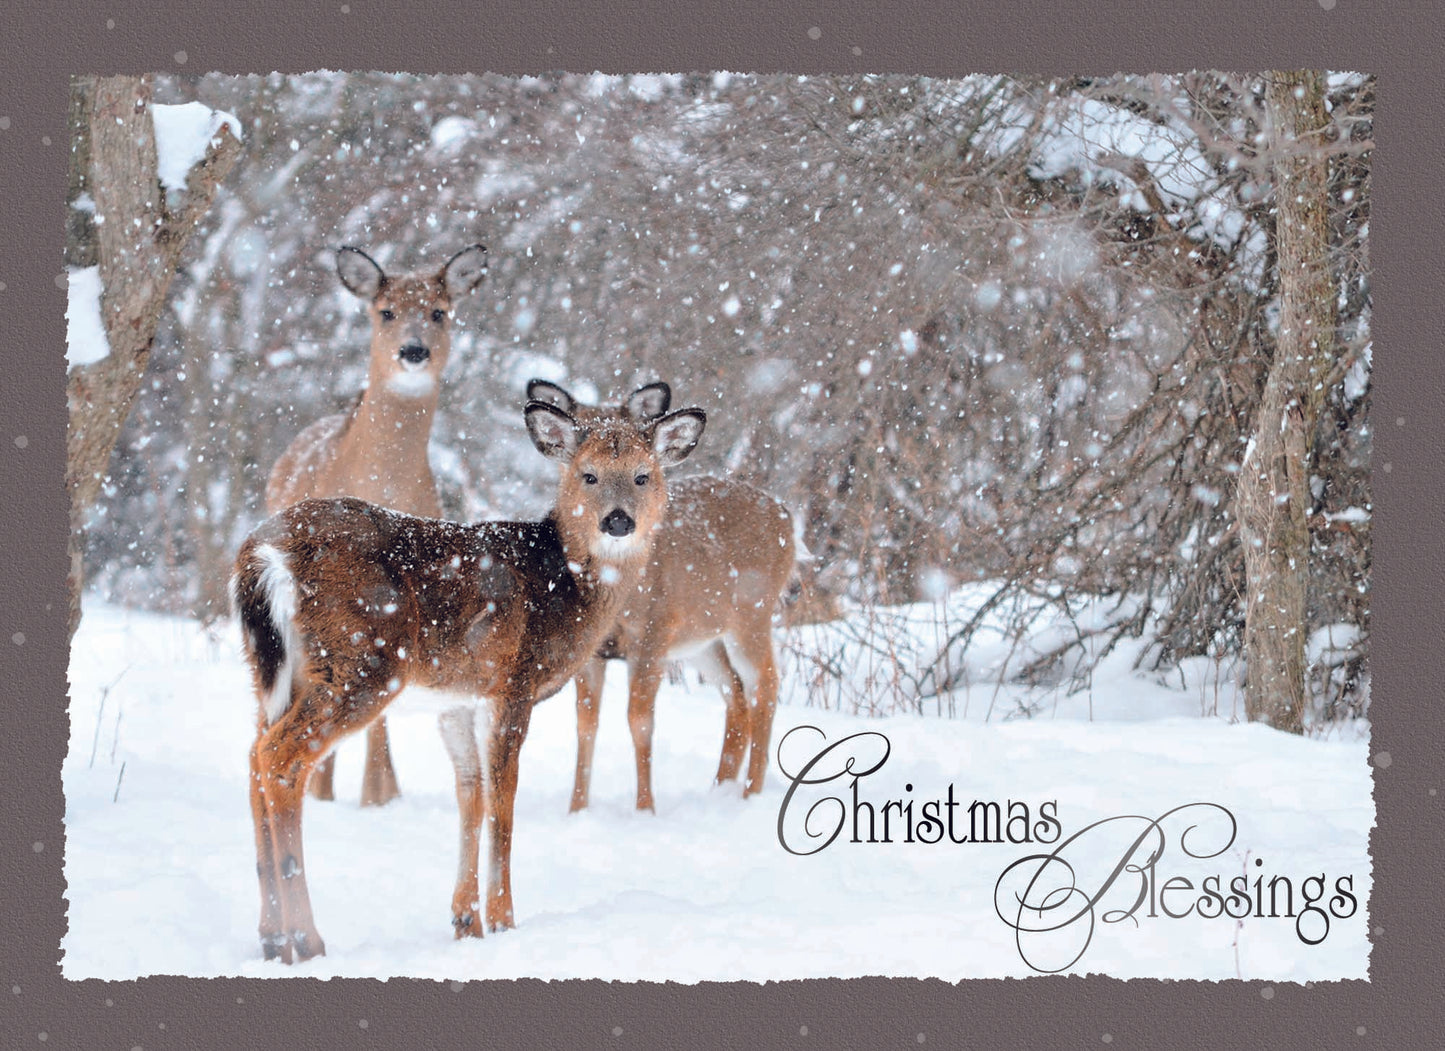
left=526, top=380, right=796, bottom=812
left=265, top=244, right=487, bottom=806
left=234, top=400, right=706, bottom=962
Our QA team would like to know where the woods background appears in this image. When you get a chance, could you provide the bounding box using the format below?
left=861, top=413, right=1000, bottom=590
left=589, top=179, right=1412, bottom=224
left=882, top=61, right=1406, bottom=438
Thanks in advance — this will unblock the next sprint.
left=68, top=71, right=1373, bottom=730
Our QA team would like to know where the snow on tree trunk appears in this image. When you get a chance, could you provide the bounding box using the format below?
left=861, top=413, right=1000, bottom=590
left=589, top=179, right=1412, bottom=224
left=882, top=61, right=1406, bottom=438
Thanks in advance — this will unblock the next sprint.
left=1238, top=70, right=1339, bottom=734
left=64, top=75, right=242, bottom=641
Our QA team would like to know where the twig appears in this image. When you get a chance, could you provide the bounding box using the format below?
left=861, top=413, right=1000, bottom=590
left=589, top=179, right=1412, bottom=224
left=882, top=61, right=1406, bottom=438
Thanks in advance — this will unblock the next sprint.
left=89, top=666, right=129, bottom=769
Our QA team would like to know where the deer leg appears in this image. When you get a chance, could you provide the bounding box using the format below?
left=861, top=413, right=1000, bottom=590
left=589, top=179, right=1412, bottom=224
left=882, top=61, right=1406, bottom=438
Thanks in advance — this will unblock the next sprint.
left=626, top=656, right=664, bottom=812
left=484, top=698, right=533, bottom=932
left=253, top=710, right=339, bottom=962
left=307, top=751, right=337, bottom=802
left=262, top=776, right=325, bottom=961
left=569, top=658, right=607, bottom=812
left=359, top=716, right=402, bottom=807
left=739, top=626, right=780, bottom=798
left=249, top=738, right=287, bottom=961
left=439, top=706, right=485, bottom=938
left=709, top=641, right=750, bottom=785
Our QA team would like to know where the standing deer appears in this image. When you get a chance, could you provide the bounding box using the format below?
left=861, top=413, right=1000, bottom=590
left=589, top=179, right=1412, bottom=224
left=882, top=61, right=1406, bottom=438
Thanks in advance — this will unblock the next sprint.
left=525, top=380, right=796, bottom=813
left=233, top=400, right=706, bottom=962
left=265, top=243, right=487, bottom=807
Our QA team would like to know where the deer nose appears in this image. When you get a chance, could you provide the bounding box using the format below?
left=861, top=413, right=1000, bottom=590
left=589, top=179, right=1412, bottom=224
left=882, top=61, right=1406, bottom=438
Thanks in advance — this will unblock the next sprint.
left=398, top=343, right=430, bottom=365
left=600, top=509, right=635, bottom=537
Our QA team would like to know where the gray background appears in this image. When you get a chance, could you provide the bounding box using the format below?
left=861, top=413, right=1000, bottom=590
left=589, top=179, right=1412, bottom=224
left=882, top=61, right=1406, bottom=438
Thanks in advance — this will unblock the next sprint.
left=1, top=0, right=1439, bottom=1046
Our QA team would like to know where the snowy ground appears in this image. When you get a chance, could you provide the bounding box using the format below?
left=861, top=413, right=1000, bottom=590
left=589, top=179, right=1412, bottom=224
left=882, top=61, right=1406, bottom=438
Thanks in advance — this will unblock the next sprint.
left=63, top=601, right=1372, bottom=982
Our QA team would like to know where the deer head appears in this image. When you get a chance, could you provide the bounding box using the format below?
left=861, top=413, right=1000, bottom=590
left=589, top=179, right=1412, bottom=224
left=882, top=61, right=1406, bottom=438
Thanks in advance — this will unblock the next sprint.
left=524, top=399, right=705, bottom=570
left=335, top=244, right=487, bottom=399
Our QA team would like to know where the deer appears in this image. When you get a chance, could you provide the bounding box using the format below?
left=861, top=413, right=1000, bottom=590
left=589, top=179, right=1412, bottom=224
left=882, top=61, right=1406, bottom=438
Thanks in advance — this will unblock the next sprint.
left=525, top=380, right=796, bottom=814
left=264, top=243, right=488, bottom=807
left=232, top=399, right=707, bottom=962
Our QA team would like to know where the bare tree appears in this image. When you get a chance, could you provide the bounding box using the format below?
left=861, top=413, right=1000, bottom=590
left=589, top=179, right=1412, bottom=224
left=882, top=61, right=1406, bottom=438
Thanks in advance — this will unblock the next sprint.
left=1236, top=70, right=1341, bottom=733
left=64, top=75, right=241, bottom=639
left=77, top=72, right=1371, bottom=725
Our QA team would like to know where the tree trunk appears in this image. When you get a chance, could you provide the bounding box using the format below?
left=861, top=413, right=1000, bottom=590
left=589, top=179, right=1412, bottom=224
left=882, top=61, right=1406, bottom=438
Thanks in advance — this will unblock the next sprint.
left=65, top=76, right=98, bottom=269
left=1237, top=70, right=1338, bottom=733
left=65, top=75, right=242, bottom=641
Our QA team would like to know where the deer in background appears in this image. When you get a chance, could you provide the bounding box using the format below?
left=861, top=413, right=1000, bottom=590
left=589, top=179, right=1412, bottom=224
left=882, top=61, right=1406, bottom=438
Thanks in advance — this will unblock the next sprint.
left=526, top=380, right=796, bottom=813
left=265, top=243, right=487, bottom=806
left=234, top=399, right=708, bottom=961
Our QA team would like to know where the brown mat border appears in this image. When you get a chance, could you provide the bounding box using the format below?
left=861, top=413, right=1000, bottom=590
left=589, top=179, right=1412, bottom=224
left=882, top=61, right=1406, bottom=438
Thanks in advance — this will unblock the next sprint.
left=2, top=1, right=1438, bottom=1046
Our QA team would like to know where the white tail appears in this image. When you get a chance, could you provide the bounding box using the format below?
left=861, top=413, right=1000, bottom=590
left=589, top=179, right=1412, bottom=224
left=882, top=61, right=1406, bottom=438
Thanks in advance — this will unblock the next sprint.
left=235, top=399, right=707, bottom=962
left=526, top=380, right=796, bottom=812
left=264, top=243, right=487, bottom=807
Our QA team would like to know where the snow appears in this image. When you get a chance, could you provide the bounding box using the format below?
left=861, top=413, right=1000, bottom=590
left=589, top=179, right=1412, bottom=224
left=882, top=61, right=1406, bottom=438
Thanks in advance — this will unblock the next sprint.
left=1308, top=623, right=1364, bottom=665
left=150, top=101, right=242, bottom=195
left=626, top=74, right=679, bottom=102
left=780, top=588, right=1219, bottom=719
left=429, top=115, right=477, bottom=152
left=65, top=266, right=110, bottom=368
left=1031, top=97, right=1210, bottom=208
left=1325, top=507, right=1370, bottom=525
left=974, top=280, right=1003, bottom=311
left=1344, top=342, right=1372, bottom=402
left=1021, top=94, right=1251, bottom=256
left=63, top=601, right=1372, bottom=981
left=471, top=160, right=538, bottom=207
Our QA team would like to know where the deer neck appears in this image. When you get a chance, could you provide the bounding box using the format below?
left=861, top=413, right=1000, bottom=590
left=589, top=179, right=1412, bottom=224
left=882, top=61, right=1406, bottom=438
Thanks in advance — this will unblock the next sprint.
left=337, top=382, right=438, bottom=469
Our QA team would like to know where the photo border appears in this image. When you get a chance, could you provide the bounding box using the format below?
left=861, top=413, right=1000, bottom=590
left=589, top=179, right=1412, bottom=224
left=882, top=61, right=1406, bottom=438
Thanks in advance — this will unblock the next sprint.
left=3, top=0, right=1438, bottom=1045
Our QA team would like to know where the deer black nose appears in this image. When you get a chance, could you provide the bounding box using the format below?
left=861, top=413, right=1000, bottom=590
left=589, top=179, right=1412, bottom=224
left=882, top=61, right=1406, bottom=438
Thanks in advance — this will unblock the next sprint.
left=601, top=509, right=635, bottom=537
left=398, top=343, right=430, bottom=365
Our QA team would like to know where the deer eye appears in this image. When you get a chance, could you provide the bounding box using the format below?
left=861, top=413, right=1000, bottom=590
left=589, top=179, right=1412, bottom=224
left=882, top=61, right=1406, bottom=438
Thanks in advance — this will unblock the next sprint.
left=634, top=473, right=650, bottom=486
left=379, top=309, right=396, bottom=322
left=431, top=309, right=446, bottom=323
left=582, top=471, right=598, bottom=485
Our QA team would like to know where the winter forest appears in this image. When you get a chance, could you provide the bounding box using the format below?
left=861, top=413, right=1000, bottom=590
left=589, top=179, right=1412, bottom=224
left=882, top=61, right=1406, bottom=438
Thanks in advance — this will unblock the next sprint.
left=62, top=71, right=1374, bottom=980
left=71, top=70, right=1370, bottom=727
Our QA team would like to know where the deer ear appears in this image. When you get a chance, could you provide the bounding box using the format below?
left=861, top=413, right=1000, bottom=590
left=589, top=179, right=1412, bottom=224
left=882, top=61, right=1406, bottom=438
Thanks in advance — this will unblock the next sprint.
left=524, top=401, right=580, bottom=462
left=650, top=408, right=706, bottom=466
left=442, top=244, right=488, bottom=295
left=336, top=247, right=385, bottom=299
left=626, top=382, right=671, bottom=420
left=526, top=379, right=576, bottom=414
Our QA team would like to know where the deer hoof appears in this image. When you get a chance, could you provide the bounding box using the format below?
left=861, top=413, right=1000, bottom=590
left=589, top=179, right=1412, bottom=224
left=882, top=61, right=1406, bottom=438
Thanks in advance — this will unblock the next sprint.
left=359, top=786, right=401, bottom=807
left=452, top=912, right=483, bottom=939
left=291, top=929, right=326, bottom=961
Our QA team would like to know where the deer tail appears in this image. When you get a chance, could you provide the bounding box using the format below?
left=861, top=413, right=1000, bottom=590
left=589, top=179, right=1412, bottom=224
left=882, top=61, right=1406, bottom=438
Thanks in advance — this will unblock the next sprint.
left=232, top=541, right=301, bottom=724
